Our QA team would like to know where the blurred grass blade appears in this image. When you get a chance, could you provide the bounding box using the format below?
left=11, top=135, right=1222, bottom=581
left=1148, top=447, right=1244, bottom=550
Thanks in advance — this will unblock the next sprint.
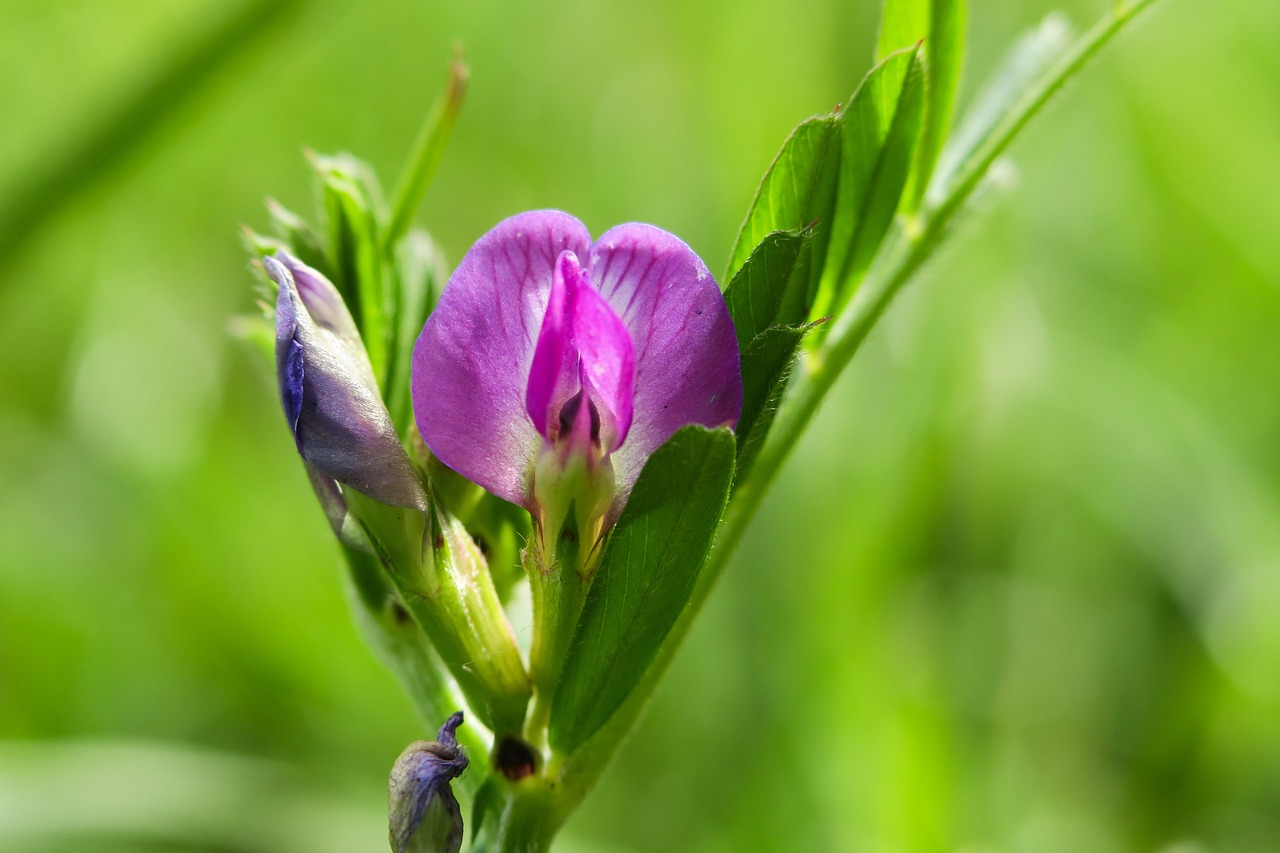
left=875, top=0, right=929, bottom=59
left=929, top=13, right=1073, bottom=206
left=876, top=0, right=967, bottom=210
left=723, top=116, right=841, bottom=287
left=813, top=45, right=926, bottom=320
left=0, top=0, right=299, bottom=276
left=549, top=426, right=735, bottom=755
left=922, top=0, right=1163, bottom=247
left=385, top=57, right=469, bottom=251
left=722, top=229, right=816, bottom=482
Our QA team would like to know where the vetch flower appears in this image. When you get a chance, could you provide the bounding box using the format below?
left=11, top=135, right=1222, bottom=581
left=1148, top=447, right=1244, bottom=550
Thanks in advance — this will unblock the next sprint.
left=412, top=210, right=742, bottom=539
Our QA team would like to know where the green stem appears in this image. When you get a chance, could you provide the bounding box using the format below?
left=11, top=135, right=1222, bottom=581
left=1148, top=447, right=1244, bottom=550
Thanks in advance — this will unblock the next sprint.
left=493, top=781, right=561, bottom=853
left=524, top=525, right=591, bottom=747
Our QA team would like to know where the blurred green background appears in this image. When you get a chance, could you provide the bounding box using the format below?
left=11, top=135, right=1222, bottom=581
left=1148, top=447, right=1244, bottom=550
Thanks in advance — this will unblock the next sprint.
left=2, top=0, right=1278, bottom=850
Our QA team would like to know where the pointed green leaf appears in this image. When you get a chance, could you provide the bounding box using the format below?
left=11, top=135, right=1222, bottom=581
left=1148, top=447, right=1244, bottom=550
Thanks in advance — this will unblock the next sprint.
left=722, top=229, right=817, bottom=483
left=724, top=228, right=813, bottom=345
left=815, top=45, right=926, bottom=319
left=314, top=153, right=390, bottom=381
left=724, top=116, right=841, bottom=287
left=876, top=0, right=967, bottom=208
left=549, top=426, right=736, bottom=754
left=386, top=58, right=469, bottom=250
left=734, top=323, right=818, bottom=486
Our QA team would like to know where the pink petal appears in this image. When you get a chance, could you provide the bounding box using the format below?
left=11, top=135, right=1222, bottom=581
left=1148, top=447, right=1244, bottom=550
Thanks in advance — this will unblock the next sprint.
left=526, top=251, right=635, bottom=453
left=413, top=211, right=591, bottom=509
left=566, top=254, right=635, bottom=452
left=525, top=252, right=581, bottom=441
left=588, top=224, right=742, bottom=499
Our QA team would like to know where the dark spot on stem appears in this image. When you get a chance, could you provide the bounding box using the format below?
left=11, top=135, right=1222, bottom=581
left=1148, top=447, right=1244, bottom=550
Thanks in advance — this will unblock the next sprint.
left=494, top=735, right=538, bottom=782
left=389, top=600, right=412, bottom=626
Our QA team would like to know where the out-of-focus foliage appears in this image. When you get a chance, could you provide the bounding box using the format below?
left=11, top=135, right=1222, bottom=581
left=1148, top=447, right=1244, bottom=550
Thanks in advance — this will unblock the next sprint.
left=1, top=0, right=1278, bottom=850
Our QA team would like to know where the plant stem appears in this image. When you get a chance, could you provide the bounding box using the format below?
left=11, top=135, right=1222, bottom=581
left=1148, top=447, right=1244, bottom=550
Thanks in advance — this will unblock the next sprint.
left=493, top=780, right=561, bottom=853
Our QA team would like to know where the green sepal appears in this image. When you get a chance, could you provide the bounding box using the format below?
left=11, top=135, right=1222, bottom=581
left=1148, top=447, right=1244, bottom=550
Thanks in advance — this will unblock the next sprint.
left=549, top=426, right=736, bottom=755
left=345, top=487, right=532, bottom=738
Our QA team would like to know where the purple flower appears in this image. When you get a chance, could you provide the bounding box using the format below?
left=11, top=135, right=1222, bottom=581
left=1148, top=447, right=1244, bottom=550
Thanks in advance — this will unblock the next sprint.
left=413, top=211, right=741, bottom=528
left=269, top=251, right=424, bottom=511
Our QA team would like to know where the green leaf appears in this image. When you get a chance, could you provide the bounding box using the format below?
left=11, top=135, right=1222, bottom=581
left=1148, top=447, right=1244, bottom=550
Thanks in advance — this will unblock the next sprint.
left=385, top=230, right=449, bottom=437
left=722, top=229, right=817, bottom=483
left=876, top=0, right=968, bottom=209
left=735, top=323, right=817, bottom=486
left=549, top=426, right=736, bottom=754
left=929, top=13, right=1072, bottom=205
left=814, top=44, right=926, bottom=320
left=314, top=154, right=390, bottom=382
left=724, top=228, right=813, bottom=345
left=723, top=116, right=841, bottom=287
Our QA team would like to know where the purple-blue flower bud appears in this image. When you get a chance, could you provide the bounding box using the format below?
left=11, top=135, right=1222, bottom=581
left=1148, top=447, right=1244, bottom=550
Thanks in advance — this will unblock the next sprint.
left=268, top=251, right=424, bottom=510
left=388, top=712, right=469, bottom=853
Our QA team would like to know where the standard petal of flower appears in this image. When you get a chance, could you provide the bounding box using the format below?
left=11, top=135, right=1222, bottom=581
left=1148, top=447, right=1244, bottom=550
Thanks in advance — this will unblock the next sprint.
left=588, top=224, right=742, bottom=497
left=269, top=257, right=424, bottom=510
left=414, top=211, right=592, bottom=508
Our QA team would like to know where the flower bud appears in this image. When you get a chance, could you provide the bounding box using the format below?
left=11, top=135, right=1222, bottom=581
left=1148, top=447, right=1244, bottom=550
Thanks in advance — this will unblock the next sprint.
left=388, top=712, right=468, bottom=853
left=268, top=251, right=425, bottom=511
